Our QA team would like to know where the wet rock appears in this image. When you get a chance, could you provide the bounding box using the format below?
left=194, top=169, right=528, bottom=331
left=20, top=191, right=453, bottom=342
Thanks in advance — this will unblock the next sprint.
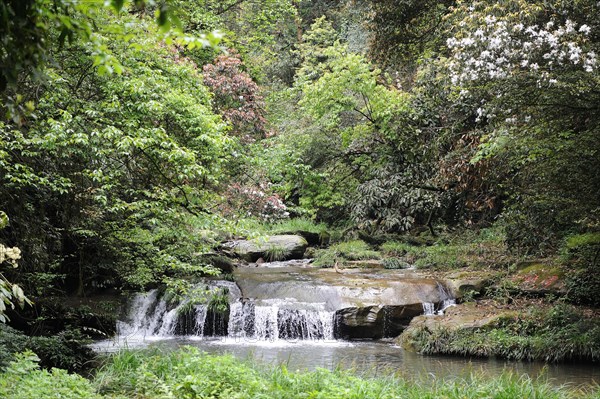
left=335, top=304, right=423, bottom=339
left=225, top=235, right=308, bottom=262
left=279, top=230, right=330, bottom=247
left=234, top=266, right=449, bottom=339
left=443, top=272, right=494, bottom=299
left=200, top=253, right=236, bottom=273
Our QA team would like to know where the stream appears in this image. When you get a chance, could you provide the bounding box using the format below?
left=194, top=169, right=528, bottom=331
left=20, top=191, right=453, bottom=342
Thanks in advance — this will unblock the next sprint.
left=91, top=261, right=600, bottom=389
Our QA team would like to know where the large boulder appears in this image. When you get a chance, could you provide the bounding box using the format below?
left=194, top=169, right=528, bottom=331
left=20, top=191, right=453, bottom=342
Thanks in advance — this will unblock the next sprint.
left=335, top=303, right=424, bottom=339
left=442, top=271, right=495, bottom=299
left=397, top=303, right=516, bottom=351
left=226, top=235, right=308, bottom=262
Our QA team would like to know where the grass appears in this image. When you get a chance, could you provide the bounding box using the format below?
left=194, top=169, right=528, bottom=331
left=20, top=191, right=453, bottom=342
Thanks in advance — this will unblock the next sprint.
left=313, top=240, right=381, bottom=267
left=2, top=347, right=597, bottom=398
left=264, top=244, right=292, bottom=261
left=268, top=217, right=329, bottom=235
left=379, top=227, right=512, bottom=270
left=233, top=217, right=329, bottom=238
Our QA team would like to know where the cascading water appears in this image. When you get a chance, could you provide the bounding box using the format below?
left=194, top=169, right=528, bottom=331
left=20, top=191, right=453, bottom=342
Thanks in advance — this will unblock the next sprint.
left=437, top=282, right=456, bottom=314
left=422, top=282, right=456, bottom=316
left=118, top=281, right=335, bottom=341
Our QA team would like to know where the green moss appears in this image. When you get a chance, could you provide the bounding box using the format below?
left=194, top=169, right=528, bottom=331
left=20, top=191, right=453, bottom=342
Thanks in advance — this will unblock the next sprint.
left=565, top=232, right=600, bottom=250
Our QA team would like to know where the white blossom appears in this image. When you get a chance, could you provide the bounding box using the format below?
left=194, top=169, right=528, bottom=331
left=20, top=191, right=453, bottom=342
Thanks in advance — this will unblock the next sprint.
left=447, top=14, right=596, bottom=86
left=579, top=24, right=591, bottom=35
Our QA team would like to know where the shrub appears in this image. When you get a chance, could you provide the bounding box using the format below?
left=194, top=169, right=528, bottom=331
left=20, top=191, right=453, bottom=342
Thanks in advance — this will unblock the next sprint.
left=0, top=351, right=98, bottom=399
left=0, top=324, right=95, bottom=372
left=382, top=258, right=409, bottom=269
left=563, top=233, right=600, bottom=306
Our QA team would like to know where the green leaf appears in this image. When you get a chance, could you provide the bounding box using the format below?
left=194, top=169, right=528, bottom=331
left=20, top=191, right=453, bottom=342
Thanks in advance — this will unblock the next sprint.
left=111, top=0, right=125, bottom=12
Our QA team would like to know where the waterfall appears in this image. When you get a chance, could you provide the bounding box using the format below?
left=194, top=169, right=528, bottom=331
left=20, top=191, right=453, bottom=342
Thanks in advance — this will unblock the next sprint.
left=119, top=281, right=335, bottom=341
left=422, top=283, right=456, bottom=316
left=422, top=302, right=436, bottom=316
left=436, top=282, right=456, bottom=314
left=227, top=300, right=335, bottom=341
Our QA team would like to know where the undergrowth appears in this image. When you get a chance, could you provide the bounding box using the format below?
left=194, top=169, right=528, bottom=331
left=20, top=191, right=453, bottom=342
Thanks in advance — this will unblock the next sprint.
left=234, top=217, right=329, bottom=238
left=380, top=227, right=512, bottom=270
left=313, top=240, right=381, bottom=267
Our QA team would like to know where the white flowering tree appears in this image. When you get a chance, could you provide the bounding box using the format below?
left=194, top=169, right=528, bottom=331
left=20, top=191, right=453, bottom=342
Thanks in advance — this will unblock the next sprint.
left=444, top=0, right=598, bottom=153
left=440, top=0, right=600, bottom=249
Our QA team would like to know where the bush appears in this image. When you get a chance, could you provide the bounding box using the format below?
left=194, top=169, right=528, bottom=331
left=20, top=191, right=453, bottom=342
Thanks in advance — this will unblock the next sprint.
left=0, top=351, right=98, bottom=399
left=0, top=324, right=94, bottom=372
left=563, top=234, right=600, bottom=306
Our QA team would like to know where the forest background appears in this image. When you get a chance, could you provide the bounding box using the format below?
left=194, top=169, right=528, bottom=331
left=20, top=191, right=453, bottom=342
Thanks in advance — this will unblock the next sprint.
left=0, top=0, right=599, bottom=373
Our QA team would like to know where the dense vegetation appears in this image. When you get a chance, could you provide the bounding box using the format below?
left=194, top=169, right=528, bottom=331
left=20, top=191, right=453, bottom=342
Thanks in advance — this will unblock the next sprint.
left=1, top=0, right=599, bottom=395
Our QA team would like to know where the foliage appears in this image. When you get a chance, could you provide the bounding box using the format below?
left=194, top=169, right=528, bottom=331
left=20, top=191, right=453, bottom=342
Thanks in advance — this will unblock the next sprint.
left=219, top=183, right=289, bottom=222
left=0, top=212, right=30, bottom=322
left=0, top=351, right=99, bottom=399
left=442, top=0, right=600, bottom=251
left=563, top=234, right=600, bottom=306
left=379, top=241, right=413, bottom=257
left=207, top=287, right=229, bottom=313
left=404, top=303, right=600, bottom=363
left=380, top=228, right=510, bottom=270
left=365, top=0, right=455, bottom=68
left=565, top=233, right=600, bottom=250
left=381, top=258, right=410, bottom=270
left=0, top=1, right=223, bottom=116
left=0, top=324, right=94, bottom=372
left=264, top=245, right=291, bottom=262
left=203, top=52, right=267, bottom=142
left=0, top=10, right=229, bottom=295
left=267, top=217, right=328, bottom=235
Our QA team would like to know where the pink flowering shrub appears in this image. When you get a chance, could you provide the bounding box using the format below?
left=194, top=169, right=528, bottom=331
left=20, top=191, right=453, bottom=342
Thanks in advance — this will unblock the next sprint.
left=203, top=53, right=267, bottom=143
left=220, top=183, right=289, bottom=222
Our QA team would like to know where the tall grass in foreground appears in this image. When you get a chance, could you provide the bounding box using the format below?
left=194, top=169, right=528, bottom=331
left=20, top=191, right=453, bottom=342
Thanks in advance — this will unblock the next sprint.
left=91, top=347, right=598, bottom=399
left=2, top=347, right=599, bottom=398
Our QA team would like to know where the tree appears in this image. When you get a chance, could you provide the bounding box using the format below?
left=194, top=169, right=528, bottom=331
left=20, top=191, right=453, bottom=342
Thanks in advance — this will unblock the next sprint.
left=440, top=0, right=600, bottom=250
left=1, top=0, right=222, bottom=122
left=203, top=52, right=267, bottom=142
left=0, top=9, right=229, bottom=298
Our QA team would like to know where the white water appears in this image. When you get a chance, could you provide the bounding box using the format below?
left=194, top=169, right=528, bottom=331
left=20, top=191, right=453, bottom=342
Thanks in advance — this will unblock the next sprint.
left=119, top=283, right=335, bottom=342
left=422, top=283, right=456, bottom=316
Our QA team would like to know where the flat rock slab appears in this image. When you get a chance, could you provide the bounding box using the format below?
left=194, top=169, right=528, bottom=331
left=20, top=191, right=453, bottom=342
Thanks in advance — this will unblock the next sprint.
left=226, top=235, right=308, bottom=262
left=234, top=266, right=447, bottom=339
left=397, top=302, right=517, bottom=350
